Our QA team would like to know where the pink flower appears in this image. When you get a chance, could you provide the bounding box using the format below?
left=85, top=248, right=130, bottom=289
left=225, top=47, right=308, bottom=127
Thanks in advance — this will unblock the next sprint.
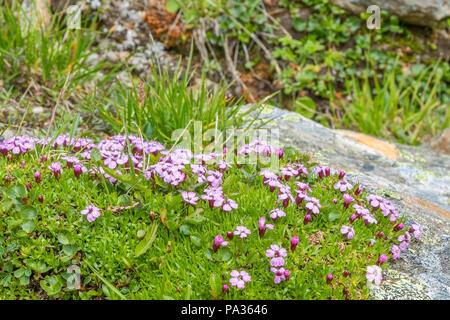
left=398, top=232, right=411, bottom=250
left=229, top=270, right=251, bottom=289
left=326, top=274, right=333, bottom=284
left=234, top=226, right=251, bottom=239
left=80, top=205, right=101, bottom=222
left=258, top=217, right=274, bottom=237
left=266, top=244, right=287, bottom=267
left=305, top=197, right=321, bottom=214
left=376, top=254, right=389, bottom=266
left=343, top=193, right=354, bottom=209
left=222, top=199, right=238, bottom=212
left=390, top=245, right=401, bottom=260
left=181, top=191, right=199, bottom=206
left=48, top=162, right=62, bottom=179
left=269, top=209, right=286, bottom=221
left=366, top=265, right=383, bottom=286
left=34, top=171, right=41, bottom=184
left=340, top=225, right=355, bottom=240
left=213, top=235, right=228, bottom=252
left=334, top=180, right=353, bottom=193
left=303, top=214, right=312, bottom=225
left=271, top=267, right=288, bottom=284
left=291, top=236, right=299, bottom=251
left=409, top=223, right=421, bottom=239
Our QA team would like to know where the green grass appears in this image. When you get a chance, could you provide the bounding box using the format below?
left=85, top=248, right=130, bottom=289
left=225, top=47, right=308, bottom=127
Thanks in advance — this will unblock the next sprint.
left=331, top=60, right=449, bottom=145
left=92, top=54, right=271, bottom=146
left=0, top=0, right=115, bottom=92
left=168, top=0, right=449, bottom=144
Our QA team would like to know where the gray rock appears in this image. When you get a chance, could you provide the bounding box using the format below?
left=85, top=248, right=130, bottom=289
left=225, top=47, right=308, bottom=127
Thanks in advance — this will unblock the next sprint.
left=250, top=105, right=450, bottom=299
left=330, top=0, right=450, bottom=26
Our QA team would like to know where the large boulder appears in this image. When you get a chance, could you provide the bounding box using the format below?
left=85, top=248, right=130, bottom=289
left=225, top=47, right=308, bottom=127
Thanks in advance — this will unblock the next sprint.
left=250, top=105, right=450, bottom=299
left=330, top=0, right=450, bottom=27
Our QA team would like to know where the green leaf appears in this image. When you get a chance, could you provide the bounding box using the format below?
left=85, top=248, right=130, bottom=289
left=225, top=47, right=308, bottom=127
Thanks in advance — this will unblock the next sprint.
left=90, top=148, right=102, bottom=162
left=328, top=212, right=340, bottom=222
left=135, top=221, right=159, bottom=257
left=166, top=0, right=179, bottom=13
left=209, top=273, right=222, bottom=297
left=20, top=205, right=37, bottom=220
left=183, top=215, right=206, bottom=225
left=40, top=276, right=63, bottom=296
left=21, top=221, right=35, bottom=233
left=27, top=261, right=51, bottom=273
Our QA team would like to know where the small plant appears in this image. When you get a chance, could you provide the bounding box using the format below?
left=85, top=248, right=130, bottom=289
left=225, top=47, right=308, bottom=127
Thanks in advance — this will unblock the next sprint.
left=96, top=53, right=269, bottom=145
left=332, top=60, right=449, bottom=145
left=0, top=133, right=421, bottom=299
left=0, top=0, right=115, bottom=92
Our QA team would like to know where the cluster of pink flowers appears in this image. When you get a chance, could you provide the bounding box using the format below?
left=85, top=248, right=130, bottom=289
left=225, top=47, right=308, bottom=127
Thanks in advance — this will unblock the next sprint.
left=1, top=135, right=424, bottom=290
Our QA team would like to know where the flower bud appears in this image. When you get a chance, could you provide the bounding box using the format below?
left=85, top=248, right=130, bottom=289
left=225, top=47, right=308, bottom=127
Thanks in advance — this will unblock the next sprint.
left=303, top=214, right=312, bottom=225
left=377, top=254, right=389, bottom=266
left=326, top=274, right=333, bottom=284
left=343, top=270, right=350, bottom=277
left=332, top=198, right=337, bottom=204
left=338, top=171, right=345, bottom=180
left=38, top=195, right=44, bottom=203
left=41, top=155, right=48, bottom=163
left=291, top=236, right=299, bottom=251
left=21, top=161, right=26, bottom=168
left=222, top=284, right=229, bottom=292
left=376, top=232, right=384, bottom=238
left=5, top=175, right=12, bottom=183
left=227, top=231, right=233, bottom=240
left=149, top=211, right=156, bottom=221
left=325, top=167, right=331, bottom=177
left=26, top=182, right=32, bottom=192
left=34, top=171, right=41, bottom=184
left=284, top=269, right=290, bottom=280
left=74, top=165, right=82, bottom=178
left=394, top=223, right=404, bottom=231
left=349, top=214, right=357, bottom=223
left=355, top=187, right=362, bottom=196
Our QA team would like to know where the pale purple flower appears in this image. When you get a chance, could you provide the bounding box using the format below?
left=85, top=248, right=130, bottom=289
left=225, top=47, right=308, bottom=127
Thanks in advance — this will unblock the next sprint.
left=366, top=194, right=384, bottom=210
left=234, top=226, right=251, bottom=239
left=398, top=232, right=411, bottom=250
left=181, top=191, right=199, bottom=206
left=80, top=205, right=101, bottom=222
left=340, top=225, right=355, bottom=239
left=390, top=245, right=401, bottom=259
left=266, top=244, right=287, bottom=267
left=305, top=197, right=321, bottom=214
left=295, top=182, right=311, bottom=193
left=269, top=209, right=286, bottom=221
left=222, top=199, right=238, bottom=212
left=334, top=180, right=353, bottom=193
left=229, top=270, right=251, bottom=289
left=366, top=265, right=383, bottom=286
left=409, top=223, right=422, bottom=239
